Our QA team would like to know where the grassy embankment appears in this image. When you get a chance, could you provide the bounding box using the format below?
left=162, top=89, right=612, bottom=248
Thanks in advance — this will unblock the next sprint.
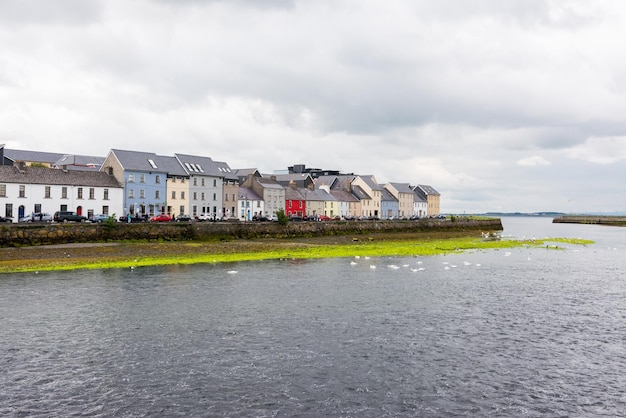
left=0, top=234, right=593, bottom=274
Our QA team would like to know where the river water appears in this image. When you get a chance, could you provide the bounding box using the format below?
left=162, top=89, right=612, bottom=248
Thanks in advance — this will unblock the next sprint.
left=1, top=217, right=625, bottom=417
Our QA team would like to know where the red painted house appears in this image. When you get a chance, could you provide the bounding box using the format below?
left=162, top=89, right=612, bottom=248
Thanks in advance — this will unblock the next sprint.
left=285, top=184, right=306, bottom=217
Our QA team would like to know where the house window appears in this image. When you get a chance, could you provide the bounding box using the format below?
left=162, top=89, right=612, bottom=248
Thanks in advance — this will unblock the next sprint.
left=201, top=178, right=205, bottom=186
left=35, top=204, right=41, bottom=213
left=171, top=191, right=176, bottom=199
left=213, top=179, right=217, bottom=187
left=5, top=203, right=13, bottom=218
left=128, top=173, right=135, bottom=182
left=61, top=187, right=67, bottom=199
left=155, top=190, right=160, bottom=199
left=78, top=188, right=83, bottom=199
left=129, top=189, right=135, bottom=198
left=0, top=184, right=5, bottom=197
left=225, top=194, right=228, bottom=201
left=140, top=174, right=145, bottom=183
left=201, top=192, right=205, bottom=201
left=193, top=192, right=197, bottom=200
left=155, top=175, right=161, bottom=184
left=104, top=189, right=109, bottom=200
left=213, top=193, right=216, bottom=201
left=140, top=190, right=145, bottom=199
left=171, top=177, right=176, bottom=183
left=179, top=205, right=185, bottom=215
left=193, top=178, right=197, bottom=186
left=89, top=188, right=95, bottom=199
left=102, top=206, right=109, bottom=215
left=181, top=191, right=185, bottom=199
left=45, top=186, right=51, bottom=198
left=19, top=185, right=26, bottom=198
left=232, top=193, right=235, bottom=201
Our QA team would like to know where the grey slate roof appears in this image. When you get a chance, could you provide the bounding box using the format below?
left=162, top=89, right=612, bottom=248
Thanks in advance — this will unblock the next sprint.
left=158, top=156, right=188, bottom=177
left=388, top=182, right=414, bottom=194
left=175, top=154, right=237, bottom=180
left=411, top=185, right=428, bottom=202
left=235, top=168, right=261, bottom=184
left=285, top=187, right=305, bottom=201
left=256, top=177, right=284, bottom=190
left=274, top=173, right=314, bottom=187
left=351, top=185, right=371, bottom=200
left=314, top=175, right=338, bottom=189
left=417, top=184, right=440, bottom=196
left=300, top=188, right=335, bottom=202
left=381, top=188, right=398, bottom=202
left=0, top=165, right=122, bottom=187
left=52, top=154, right=105, bottom=172
left=329, top=189, right=359, bottom=203
left=358, top=175, right=382, bottom=191
left=238, top=187, right=262, bottom=201
left=109, top=149, right=170, bottom=173
left=3, top=149, right=65, bottom=165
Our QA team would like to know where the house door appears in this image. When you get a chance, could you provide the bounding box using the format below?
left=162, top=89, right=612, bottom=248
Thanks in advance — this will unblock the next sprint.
left=76, top=206, right=83, bottom=215
left=18, top=205, right=25, bottom=220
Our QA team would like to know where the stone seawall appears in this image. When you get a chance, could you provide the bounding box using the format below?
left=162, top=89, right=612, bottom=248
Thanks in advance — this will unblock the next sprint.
left=553, top=216, right=626, bottom=226
left=0, top=218, right=503, bottom=247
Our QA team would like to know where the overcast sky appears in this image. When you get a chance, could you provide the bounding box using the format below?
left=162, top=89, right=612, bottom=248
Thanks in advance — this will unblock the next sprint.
left=2, top=0, right=626, bottom=213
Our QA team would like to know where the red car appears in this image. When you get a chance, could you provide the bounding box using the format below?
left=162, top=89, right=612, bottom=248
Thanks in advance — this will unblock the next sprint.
left=150, top=214, right=172, bottom=222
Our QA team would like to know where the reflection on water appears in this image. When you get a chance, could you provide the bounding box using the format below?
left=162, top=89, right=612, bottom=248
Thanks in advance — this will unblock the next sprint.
left=1, top=218, right=626, bottom=416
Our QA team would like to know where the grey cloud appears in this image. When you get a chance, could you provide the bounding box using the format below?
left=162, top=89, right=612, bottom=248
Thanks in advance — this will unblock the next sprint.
left=0, top=0, right=102, bottom=25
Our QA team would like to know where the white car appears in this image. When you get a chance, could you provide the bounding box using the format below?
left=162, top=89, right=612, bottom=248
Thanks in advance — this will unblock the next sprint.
left=19, top=212, right=53, bottom=223
left=196, top=213, right=211, bottom=222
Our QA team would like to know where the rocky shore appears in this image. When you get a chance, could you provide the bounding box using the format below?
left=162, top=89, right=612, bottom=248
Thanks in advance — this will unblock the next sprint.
left=0, top=229, right=501, bottom=273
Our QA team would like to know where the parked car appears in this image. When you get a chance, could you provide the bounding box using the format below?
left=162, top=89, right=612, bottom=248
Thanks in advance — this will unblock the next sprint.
left=150, top=214, right=172, bottom=222
left=53, top=211, right=87, bottom=223
left=119, top=214, right=149, bottom=223
left=195, top=213, right=211, bottom=222
left=89, top=214, right=113, bottom=223
left=19, top=212, right=52, bottom=223
left=252, top=215, right=269, bottom=222
left=268, top=214, right=279, bottom=222
left=0, top=216, right=13, bottom=223
left=318, top=215, right=330, bottom=221
left=175, top=214, right=193, bottom=222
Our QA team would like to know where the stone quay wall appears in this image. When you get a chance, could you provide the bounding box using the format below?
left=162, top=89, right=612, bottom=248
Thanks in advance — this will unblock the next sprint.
left=0, top=218, right=503, bottom=248
left=553, top=216, right=626, bottom=226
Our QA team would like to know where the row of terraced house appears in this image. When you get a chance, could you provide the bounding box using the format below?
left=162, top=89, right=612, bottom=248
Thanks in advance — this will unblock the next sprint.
left=0, top=146, right=440, bottom=222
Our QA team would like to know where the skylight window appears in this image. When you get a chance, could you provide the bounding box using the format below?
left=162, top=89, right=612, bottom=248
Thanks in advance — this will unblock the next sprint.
left=148, top=159, right=158, bottom=169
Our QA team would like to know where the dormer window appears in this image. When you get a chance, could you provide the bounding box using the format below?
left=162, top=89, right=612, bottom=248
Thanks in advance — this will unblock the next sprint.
left=148, top=159, right=157, bottom=169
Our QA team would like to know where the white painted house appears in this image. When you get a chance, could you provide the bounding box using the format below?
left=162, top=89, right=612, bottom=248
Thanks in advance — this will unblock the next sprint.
left=0, top=165, right=123, bottom=221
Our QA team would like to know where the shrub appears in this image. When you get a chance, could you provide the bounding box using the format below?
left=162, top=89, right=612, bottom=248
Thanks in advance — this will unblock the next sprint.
left=276, top=209, right=289, bottom=225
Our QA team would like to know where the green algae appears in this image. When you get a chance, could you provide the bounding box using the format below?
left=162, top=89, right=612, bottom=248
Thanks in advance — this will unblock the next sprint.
left=0, top=235, right=594, bottom=274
